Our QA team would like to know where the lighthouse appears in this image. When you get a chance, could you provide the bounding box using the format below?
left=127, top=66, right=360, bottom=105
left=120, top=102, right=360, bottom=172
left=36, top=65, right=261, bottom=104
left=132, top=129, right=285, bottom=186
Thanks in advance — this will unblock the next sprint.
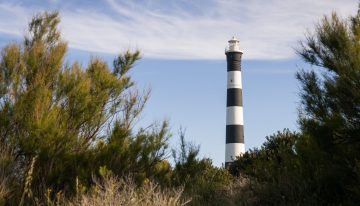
left=225, top=37, right=245, bottom=167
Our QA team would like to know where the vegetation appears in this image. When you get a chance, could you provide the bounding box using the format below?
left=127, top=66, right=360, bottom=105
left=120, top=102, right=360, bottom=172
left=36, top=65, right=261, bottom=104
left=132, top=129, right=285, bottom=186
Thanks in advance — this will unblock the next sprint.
left=1, top=3, right=360, bottom=205
left=0, top=11, right=228, bottom=206
left=64, top=175, right=189, bottom=206
left=0, top=11, right=176, bottom=205
left=171, top=130, right=233, bottom=205
left=230, top=7, right=360, bottom=206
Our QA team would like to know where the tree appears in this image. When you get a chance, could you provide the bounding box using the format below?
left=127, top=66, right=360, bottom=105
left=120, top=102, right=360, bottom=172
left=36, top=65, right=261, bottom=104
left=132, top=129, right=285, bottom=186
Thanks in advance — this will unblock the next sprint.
left=231, top=5, right=360, bottom=205
left=296, top=7, right=360, bottom=204
left=0, top=11, right=171, bottom=204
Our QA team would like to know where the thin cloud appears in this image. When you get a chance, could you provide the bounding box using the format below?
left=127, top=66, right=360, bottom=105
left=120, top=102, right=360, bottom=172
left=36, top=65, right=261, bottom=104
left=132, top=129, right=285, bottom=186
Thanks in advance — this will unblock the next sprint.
left=0, top=0, right=357, bottom=59
left=0, top=3, right=31, bottom=36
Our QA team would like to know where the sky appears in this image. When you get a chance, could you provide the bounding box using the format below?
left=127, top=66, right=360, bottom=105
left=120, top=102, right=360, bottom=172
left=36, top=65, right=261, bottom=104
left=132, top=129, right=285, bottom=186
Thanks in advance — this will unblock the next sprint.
left=0, top=0, right=358, bottom=166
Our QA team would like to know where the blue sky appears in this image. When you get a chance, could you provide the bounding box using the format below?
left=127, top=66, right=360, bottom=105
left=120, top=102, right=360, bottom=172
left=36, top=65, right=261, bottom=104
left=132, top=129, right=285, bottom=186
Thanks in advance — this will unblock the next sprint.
left=0, top=0, right=358, bottom=166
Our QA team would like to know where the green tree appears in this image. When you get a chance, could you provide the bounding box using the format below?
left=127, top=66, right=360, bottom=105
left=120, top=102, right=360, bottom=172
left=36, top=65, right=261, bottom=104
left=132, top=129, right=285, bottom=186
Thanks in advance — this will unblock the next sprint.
left=0, top=11, right=171, bottom=204
left=232, top=5, right=360, bottom=206
left=296, top=7, right=360, bottom=204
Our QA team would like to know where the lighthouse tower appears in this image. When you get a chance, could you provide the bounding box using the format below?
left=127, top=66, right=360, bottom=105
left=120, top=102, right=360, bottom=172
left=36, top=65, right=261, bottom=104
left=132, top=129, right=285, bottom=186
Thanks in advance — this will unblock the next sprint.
left=225, top=37, right=245, bottom=167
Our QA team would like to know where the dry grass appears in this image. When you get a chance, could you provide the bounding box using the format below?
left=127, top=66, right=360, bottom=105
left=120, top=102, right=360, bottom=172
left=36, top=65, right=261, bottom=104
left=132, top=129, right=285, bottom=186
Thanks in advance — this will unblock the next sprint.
left=0, top=177, right=9, bottom=205
left=0, top=143, right=16, bottom=205
left=66, top=175, right=190, bottom=206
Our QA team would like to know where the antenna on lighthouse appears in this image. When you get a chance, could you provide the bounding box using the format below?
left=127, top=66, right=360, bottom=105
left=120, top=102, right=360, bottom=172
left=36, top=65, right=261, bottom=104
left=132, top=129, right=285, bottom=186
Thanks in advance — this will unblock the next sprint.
left=225, top=36, right=245, bottom=168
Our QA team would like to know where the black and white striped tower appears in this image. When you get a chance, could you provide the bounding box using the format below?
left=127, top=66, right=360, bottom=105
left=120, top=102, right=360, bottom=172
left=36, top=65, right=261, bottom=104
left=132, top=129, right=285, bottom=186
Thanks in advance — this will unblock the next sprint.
left=225, top=37, right=245, bottom=167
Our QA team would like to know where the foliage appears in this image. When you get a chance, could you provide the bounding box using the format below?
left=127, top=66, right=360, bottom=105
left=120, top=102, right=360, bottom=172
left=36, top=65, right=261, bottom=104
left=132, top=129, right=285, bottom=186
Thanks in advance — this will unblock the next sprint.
left=3, top=3, right=360, bottom=205
left=0, top=11, right=172, bottom=204
left=231, top=5, right=360, bottom=205
left=172, top=130, right=232, bottom=205
left=96, top=121, right=172, bottom=186
left=295, top=7, right=360, bottom=204
left=230, top=130, right=307, bottom=205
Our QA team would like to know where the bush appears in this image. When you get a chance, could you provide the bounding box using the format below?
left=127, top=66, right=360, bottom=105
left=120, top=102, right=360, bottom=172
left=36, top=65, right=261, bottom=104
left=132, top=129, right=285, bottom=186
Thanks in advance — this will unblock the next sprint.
left=171, top=130, right=233, bottom=205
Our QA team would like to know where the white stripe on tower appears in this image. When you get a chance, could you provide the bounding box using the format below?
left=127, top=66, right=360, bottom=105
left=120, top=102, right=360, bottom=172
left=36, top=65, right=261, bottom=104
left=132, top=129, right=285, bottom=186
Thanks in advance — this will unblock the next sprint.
left=226, top=106, right=243, bottom=125
left=227, top=71, right=242, bottom=89
left=225, top=37, right=245, bottom=167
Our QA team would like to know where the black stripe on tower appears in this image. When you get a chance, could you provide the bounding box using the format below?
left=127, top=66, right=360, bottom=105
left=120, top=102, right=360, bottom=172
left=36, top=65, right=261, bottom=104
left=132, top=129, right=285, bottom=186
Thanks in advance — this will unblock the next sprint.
left=226, top=125, right=244, bottom=143
left=226, top=52, right=242, bottom=71
left=227, top=88, right=243, bottom=106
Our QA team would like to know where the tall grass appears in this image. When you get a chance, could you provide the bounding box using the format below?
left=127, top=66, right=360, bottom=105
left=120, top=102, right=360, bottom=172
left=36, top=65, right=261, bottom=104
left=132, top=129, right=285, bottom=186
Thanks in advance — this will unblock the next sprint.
left=66, top=175, right=190, bottom=206
left=0, top=143, right=17, bottom=205
left=0, top=175, right=9, bottom=205
left=19, top=155, right=38, bottom=206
